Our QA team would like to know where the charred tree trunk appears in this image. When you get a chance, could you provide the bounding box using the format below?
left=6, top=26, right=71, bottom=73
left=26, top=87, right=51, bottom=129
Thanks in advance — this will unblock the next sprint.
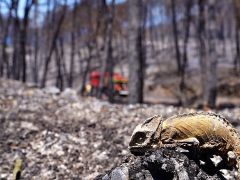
left=234, top=0, right=240, bottom=73
left=55, top=41, right=64, bottom=91
left=180, top=0, right=192, bottom=105
left=128, top=0, right=145, bottom=104
left=32, top=3, right=39, bottom=84
left=68, top=0, right=77, bottom=87
left=148, top=1, right=156, bottom=58
left=198, top=0, right=218, bottom=108
left=41, top=3, right=67, bottom=88
left=106, top=0, right=115, bottom=103
left=12, top=1, right=20, bottom=80
left=235, top=25, right=240, bottom=73
left=171, top=0, right=181, bottom=74
left=1, top=1, right=13, bottom=77
left=97, top=0, right=115, bottom=102
left=97, top=0, right=109, bottom=99
left=19, top=0, right=34, bottom=82
left=79, top=43, right=93, bottom=95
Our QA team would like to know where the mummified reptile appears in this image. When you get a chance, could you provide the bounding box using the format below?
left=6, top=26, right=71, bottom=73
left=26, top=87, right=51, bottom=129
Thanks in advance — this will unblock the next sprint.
left=129, top=112, right=240, bottom=178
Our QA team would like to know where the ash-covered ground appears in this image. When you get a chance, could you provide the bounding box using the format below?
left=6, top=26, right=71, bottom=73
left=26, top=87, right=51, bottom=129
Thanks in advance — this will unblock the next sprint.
left=1, top=79, right=240, bottom=179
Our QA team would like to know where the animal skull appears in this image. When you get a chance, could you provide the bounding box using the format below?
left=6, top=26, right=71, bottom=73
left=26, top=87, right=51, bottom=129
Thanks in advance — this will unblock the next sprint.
left=128, top=115, right=163, bottom=154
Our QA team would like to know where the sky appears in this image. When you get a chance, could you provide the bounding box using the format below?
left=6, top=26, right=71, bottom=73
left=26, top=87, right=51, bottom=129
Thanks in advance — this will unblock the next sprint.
left=0, top=0, right=126, bottom=17
left=1, top=0, right=163, bottom=26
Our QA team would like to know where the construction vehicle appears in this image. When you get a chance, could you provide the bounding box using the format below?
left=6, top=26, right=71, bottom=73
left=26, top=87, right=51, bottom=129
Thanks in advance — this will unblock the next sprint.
left=85, top=71, right=128, bottom=97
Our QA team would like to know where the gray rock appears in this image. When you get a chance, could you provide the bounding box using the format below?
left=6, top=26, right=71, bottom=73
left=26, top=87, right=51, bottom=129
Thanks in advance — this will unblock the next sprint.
left=110, top=165, right=129, bottom=180
left=43, top=86, right=60, bottom=94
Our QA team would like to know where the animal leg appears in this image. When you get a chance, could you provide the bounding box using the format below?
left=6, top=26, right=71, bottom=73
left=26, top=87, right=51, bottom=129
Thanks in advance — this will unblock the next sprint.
left=173, top=137, right=200, bottom=159
left=173, top=137, right=200, bottom=146
left=162, top=137, right=199, bottom=148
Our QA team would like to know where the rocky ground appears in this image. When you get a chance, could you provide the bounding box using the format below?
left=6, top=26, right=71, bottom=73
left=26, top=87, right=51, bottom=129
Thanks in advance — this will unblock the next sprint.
left=1, top=79, right=240, bottom=179
left=95, top=148, right=236, bottom=180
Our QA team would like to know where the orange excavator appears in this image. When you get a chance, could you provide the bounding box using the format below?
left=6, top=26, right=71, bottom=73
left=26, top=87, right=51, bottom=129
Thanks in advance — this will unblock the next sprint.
left=85, top=71, right=128, bottom=97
